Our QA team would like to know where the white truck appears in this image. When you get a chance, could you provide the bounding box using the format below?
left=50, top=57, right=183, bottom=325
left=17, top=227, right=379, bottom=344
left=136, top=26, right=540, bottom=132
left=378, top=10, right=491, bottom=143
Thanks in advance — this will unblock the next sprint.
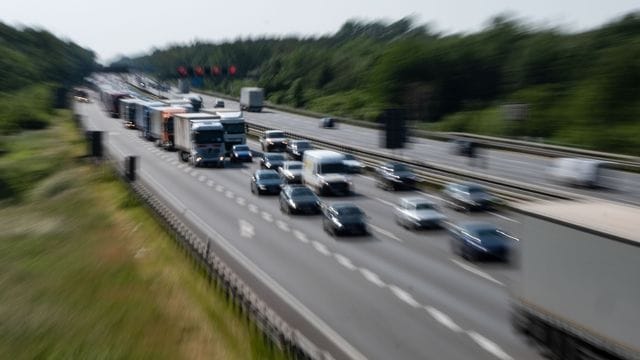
left=510, top=200, right=640, bottom=360
left=547, top=157, right=615, bottom=188
left=302, top=150, right=352, bottom=196
left=240, top=87, right=263, bottom=112
left=201, top=108, right=246, bottom=154
left=173, top=113, right=226, bottom=167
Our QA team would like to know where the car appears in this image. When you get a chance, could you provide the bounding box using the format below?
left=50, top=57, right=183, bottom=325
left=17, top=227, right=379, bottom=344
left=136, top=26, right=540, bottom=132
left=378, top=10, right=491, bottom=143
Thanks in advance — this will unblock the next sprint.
left=278, top=161, right=303, bottom=183
left=342, top=153, right=365, bottom=173
left=449, top=222, right=512, bottom=262
left=322, top=202, right=368, bottom=237
left=230, top=144, right=253, bottom=163
left=260, top=152, right=286, bottom=170
left=442, top=182, right=494, bottom=212
left=286, top=139, right=313, bottom=160
left=260, top=130, right=288, bottom=152
left=394, top=197, right=447, bottom=230
left=375, top=162, right=417, bottom=191
left=450, top=138, right=474, bottom=156
left=279, top=185, right=322, bottom=214
left=213, top=99, right=225, bottom=108
left=320, top=117, right=336, bottom=128
left=250, top=169, right=283, bottom=195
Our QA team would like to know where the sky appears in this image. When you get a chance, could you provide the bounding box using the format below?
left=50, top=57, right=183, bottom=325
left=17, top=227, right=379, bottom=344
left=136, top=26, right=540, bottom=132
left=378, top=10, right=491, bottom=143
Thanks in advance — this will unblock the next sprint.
left=1, top=0, right=638, bottom=63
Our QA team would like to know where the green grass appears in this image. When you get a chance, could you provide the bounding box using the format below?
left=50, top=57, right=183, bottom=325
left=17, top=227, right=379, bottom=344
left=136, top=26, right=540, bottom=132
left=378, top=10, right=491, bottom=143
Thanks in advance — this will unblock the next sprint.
left=0, top=112, right=285, bottom=359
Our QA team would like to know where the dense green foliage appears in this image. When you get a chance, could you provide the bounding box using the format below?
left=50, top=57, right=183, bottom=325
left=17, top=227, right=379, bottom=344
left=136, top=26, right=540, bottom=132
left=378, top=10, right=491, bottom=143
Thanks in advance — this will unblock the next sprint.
left=118, top=13, right=640, bottom=153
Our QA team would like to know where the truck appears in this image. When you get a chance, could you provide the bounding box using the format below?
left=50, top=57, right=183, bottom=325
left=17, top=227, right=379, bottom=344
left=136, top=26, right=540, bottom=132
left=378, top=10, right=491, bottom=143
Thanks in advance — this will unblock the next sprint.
left=119, top=98, right=142, bottom=129
left=547, top=157, right=616, bottom=189
left=302, top=150, right=352, bottom=196
left=510, top=200, right=640, bottom=360
left=135, top=100, right=165, bottom=136
left=162, top=98, right=194, bottom=112
left=148, top=106, right=187, bottom=148
left=240, top=87, right=263, bottom=112
left=201, top=108, right=246, bottom=153
left=101, top=89, right=131, bottom=118
left=173, top=113, right=226, bottom=167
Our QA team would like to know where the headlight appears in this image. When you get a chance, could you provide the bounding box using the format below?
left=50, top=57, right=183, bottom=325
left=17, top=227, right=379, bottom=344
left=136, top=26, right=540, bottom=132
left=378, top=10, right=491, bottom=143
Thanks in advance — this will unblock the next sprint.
left=196, top=157, right=202, bottom=162
left=333, top=219, right=343, bottom=227
left=289, top=200, right=297, bottom=208
left=258, top=184, right=267, bottom=190
left=219, top=156, right=224, bottom=161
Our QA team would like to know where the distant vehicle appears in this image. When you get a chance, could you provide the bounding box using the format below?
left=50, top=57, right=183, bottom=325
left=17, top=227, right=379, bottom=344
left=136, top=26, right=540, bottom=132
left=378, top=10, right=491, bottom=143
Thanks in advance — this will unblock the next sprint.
left=147, top=106, right=186, bottom=148
left=375, top=162, right=417, bottom=191
left=320, top=117, right=336, bottom=128
left=547, top=157, right=614, bottom=188
left=394, top=197, right=447, bottom=230
left=302, top=150, right=352, bottom=196
left=119, top=98, right=141, bottom=129
left=449, top=222, right=512, bottom=262
left=240, top=87, right=263, bottom=112
left=278, top=161, right=303, bottom=184
left=286, top=139, right=312, bottom=160
left=342, top=154, right=365, bottom=173
left=250, top=169, right=283, bottom=195
left=230, top=144, right=253, bottom=163
left=260, top=130, right=288, bottom=152
left=260, top=153, right=286, bottom=170
left=201, top=109, right=246, bottom=154
left=173, top=113, right=225, bottom=167
left=213, top=99, right=225, bottom=108
left=73, top=89, right=90, bottom=103
left=279, top=185, right=322, bottom=214
left=101, top=90, right=131, bottom=118
left=322, top=202, right=368, bottom=237
left=450, top=138, right=474, bottom=156
left=442, top=182, right=494, bottom=212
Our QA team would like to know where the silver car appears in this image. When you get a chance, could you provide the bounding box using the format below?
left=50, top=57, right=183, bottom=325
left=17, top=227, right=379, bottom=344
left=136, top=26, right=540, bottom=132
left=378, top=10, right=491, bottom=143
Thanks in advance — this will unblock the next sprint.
left=278, top=161, right=303, bottom=183
left=394, top=197, right=447, bottom=229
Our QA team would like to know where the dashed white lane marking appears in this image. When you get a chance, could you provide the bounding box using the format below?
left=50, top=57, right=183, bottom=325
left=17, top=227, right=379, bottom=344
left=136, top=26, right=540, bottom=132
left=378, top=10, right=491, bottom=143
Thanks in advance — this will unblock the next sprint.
left=450, top=258, right=505, bottom=287
left=190, top=171, right=199, bottom=177
left=276, top=220, right=290, bottom=232
left=389, top=285, right=421, bottom=308
left=206, top=180, right=215, bottom=187
left=468, top=331, right=514, bottom=360
left=225, top=190, right=235, bottom=199
left=333, top=254, right=356, bottom=270
left=177, top=164, right=185, bottom=169
left=488, top=211, right=519, bottom=223
left=425, top=306, right=463, bottom=332
left=215, top=185, right=224, bottom=192
left=312, top=241, right=331, bottom=256
left=374, top=197, right=395, bottom=207
left=293, top=230, right=309, bottom=243
left=236, top=197, right=246, bottom=206
left=369, top=224, right=403, bottom=243
left=198, top=175, right=206, bottom=182
left=261, top=211, right=273, bottom=222
left=415, top=191, right=444, bottom=202
left=183, top=167, right=191, bottom=173
left=239, top=219, right=255, bottom=238
left=359, top=268, right=386, bottom=288
left=248, top=204, right=259, bottom=213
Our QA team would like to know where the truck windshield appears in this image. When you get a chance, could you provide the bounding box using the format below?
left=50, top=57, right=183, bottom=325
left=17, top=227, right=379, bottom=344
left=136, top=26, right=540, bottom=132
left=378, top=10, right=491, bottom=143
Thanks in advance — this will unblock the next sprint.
left=194, top=130, right=224, bottom=144
left=222, top=123, right=245, bottom=134
left=166, top=119, right=174, bottom=133
left=319, top=162, right=345, bottom=174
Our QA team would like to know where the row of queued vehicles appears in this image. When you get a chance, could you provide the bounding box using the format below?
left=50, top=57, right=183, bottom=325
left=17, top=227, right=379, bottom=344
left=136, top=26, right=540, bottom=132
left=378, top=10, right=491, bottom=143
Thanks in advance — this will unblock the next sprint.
left=99, top=86, right=246, bottom=168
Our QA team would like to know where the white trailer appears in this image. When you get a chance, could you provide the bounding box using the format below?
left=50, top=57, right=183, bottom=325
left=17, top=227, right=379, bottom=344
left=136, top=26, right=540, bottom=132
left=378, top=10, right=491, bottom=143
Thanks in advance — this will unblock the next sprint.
left=240, top=87, right=263, bottom=112
left=135, top=100, right=165, bottom=133
left=173, top=113, right=225, bottom=167
left=148, top=106, right=186, bottom=148
left=510, top=200, right=640, bottom=360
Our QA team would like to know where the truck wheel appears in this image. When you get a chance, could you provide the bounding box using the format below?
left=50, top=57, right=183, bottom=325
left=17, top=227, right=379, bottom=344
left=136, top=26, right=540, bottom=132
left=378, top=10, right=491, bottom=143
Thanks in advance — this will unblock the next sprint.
left=179, top=151, right=189, bottom=162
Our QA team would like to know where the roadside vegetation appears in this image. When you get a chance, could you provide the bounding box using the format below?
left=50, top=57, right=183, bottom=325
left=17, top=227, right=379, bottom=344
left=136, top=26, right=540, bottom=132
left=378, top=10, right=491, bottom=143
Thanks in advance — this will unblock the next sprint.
left=118, top=12, right=640, bottom=154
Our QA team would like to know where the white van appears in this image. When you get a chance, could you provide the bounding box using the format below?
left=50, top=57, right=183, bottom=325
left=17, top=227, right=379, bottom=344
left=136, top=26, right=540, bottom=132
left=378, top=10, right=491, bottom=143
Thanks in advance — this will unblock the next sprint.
left=547, top=157, right=614, bottom=188
left=302, top=150, right=352, bottom=196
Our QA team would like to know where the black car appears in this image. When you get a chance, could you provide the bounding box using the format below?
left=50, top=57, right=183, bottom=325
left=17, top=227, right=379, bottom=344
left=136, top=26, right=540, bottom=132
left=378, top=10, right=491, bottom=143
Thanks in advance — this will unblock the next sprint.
left=279, top=185, right=322, bottom=214
left=320, top=117, right=336, bottom=128
left=375, top=162, right=417, bottom=191
left=449, top=222, right=512, bottom=262
left=230, top=144, right=253, bottom=163
left=260, top=130, right=288, bottom=152
left=250, top=170, right=283, bottom=195
left=442, top=182, right=494, bottom=211
left=260, top=152, right=286, bottom=170
left=322, top=202, right=368, bottom=237
left=450, top=138, right=474, bottom=156
left=286, top=140, right=313, bottom=160
left=213, top=99, right=225, bottom=108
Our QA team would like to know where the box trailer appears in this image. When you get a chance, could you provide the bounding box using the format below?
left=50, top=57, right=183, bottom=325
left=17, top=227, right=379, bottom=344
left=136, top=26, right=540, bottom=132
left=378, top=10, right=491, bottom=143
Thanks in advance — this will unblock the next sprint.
left=240, top=87, right=263, bottom=112
left=147, top=106, right=186, bottom=148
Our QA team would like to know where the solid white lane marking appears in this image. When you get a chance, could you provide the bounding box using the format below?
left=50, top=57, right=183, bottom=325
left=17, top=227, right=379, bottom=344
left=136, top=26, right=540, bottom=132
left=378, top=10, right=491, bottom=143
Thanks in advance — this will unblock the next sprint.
left=389, top=285, right=421, bottom=308
left=333, top=254, right=356, bottom=270
left=261, top=211, right=273, bottom=222
left=239, top=219, right=255, bottom=238
left=450, top=259, right=505, bottom=287
left=312, top=241, right=331, bottom=256
left=225, top=190, right=235, bottom=199
left=293, top=230, right=309, bottom=243
left=359, top=268, right=386, bottom=288
left=488, top=211, right=519, bottom=223
left=369, top=224, right=403, bottom=243
left=248, top=204, right=259, bottom=213
left=374, top=197, right=395, bottom=207
left=468, top=331, right=513, bottom=360
left=206, top=180, right=215, bottom=187
left=236, top=197, right=246, bottom=206
left=425, top=306, right=463, bottom=332
left=177, top=164, right=185, bottom=169
left=276, top=220, right=290, bottom=232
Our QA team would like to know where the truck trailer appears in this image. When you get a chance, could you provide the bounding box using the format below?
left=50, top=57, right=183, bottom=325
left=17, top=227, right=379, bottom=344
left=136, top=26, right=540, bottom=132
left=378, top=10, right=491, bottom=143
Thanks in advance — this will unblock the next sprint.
left=173, top=113, right=225, bottom=167
left=135, top=100, right=165, bottom=133
left=240, top=87, right=263, bottom=112
left=510, top=200, right=640, bottom=360
left=147, top=106, right=186, bottom=148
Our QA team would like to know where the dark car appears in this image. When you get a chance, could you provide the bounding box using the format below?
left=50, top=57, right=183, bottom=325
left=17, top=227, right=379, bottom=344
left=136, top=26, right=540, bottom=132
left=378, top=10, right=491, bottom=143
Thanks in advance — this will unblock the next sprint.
left=442, top=182, right=494, bottom=212
left=278, top=161, right=303, bottom=183
left=450, top=138, right=474, bottom=156
left=322, top=202, right=368, bottom=237
left=230, top=144, right=253, bottom=163
left=260, top=130, right=288, bottom=152
left=260, top=152, right=286, bottom=170
left=449, top=222, right=512, bottom=262
left=279, top=185, right=322, bottom=214
left=286, top=140, right=313, bottom=160
left=342, top=154, right=365, bottom=174
left=213, top=99, right=225, bottom=108
left=250, top=170, right=283, bottom=195
left=320, top=117, right=336, bottom=128
left=375, top=162, right=417, bottom=191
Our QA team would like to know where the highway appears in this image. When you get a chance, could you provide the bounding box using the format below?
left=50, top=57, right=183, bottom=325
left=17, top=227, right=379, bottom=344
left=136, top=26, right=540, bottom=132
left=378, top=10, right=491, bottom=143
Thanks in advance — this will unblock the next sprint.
left=76, top=93, right=543, bottom=359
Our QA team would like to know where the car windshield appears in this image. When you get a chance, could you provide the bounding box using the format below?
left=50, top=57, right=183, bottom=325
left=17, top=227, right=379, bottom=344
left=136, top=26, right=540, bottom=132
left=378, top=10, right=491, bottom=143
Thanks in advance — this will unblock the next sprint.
left=259, top=173, right=279, bottom=180
left=266, top=154, right=285, bottom=161
left=467, top=186, right=487, bottom=194
left=415, top=203, right=435, bottom=210
left=474, top=228, right=506, bottom=245
left=266, top=131, right=285, bottom=138
left=319, top=162, right=345, bottom=174
left=291, top=188, right=315, bottom=197
left=336, top=207, right=363, bottom=216
left=234, top=145, right=249, bottom=151
left=296, top=142, right=311, bottom=149
left=286, top=163, right=302, bottom=170
left=391, top=163, right=409, bottom=172
left=193, top=130, right=224, bottom=144
left=344, top=154, right=356, bottom=161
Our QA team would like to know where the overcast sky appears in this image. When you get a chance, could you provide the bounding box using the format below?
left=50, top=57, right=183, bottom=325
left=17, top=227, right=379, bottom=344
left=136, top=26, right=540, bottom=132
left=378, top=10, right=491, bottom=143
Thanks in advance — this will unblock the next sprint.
left=1, top=0, right=638, bottom=63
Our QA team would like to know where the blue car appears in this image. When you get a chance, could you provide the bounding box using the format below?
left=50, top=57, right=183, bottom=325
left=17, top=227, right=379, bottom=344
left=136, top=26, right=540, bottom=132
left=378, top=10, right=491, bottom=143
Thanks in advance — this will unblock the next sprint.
left=230, top=144, right=253, bottom=163
left=449, top=222, right=512, bottom=262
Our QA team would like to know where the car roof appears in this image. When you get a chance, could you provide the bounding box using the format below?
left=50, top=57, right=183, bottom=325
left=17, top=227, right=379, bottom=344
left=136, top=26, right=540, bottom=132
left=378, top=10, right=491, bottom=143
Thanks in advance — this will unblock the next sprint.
left=329, top=202, right=361, bottom=210
left=459, top=222, right=497, bottom=232
left=401, top=197, right=434, bottom=205
left=255, top=169, right=279, bottom=176
left=264, top=152, right=285, bottom=157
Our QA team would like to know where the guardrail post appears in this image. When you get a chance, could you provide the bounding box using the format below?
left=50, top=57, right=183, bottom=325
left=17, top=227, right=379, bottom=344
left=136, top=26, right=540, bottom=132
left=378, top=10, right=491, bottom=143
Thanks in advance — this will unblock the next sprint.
left=87, top=130, right=103, bottom=158
left=125, top=156, right=137, bottom=181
